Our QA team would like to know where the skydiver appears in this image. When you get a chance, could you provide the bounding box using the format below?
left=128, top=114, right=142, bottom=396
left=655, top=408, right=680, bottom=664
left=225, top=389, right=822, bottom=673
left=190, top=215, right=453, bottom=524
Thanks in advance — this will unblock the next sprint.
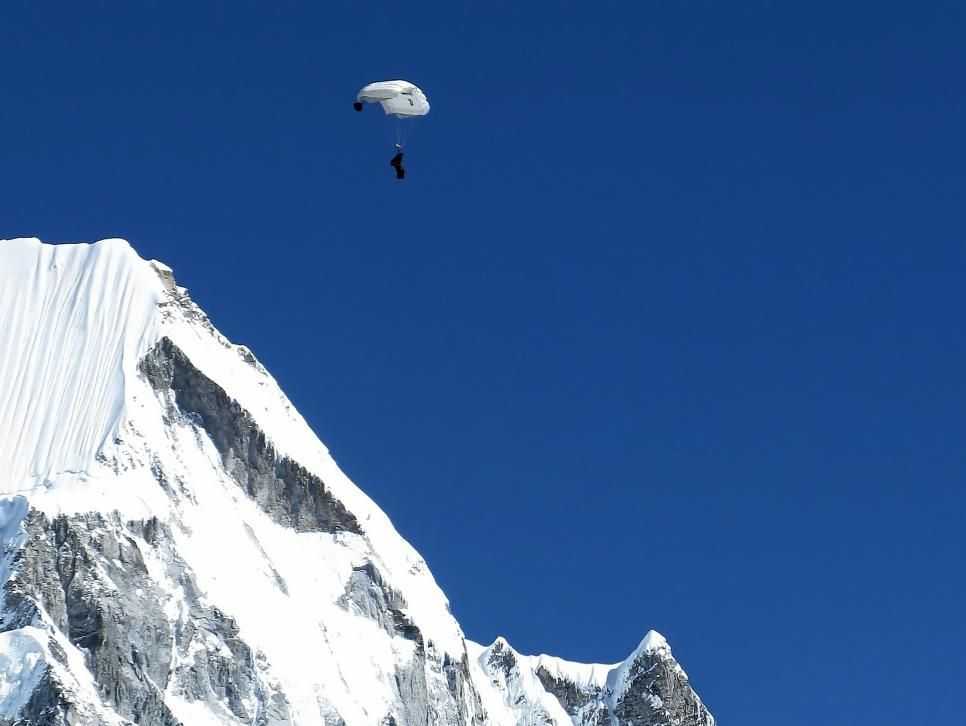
left=390, top=147, right=405, bottom=180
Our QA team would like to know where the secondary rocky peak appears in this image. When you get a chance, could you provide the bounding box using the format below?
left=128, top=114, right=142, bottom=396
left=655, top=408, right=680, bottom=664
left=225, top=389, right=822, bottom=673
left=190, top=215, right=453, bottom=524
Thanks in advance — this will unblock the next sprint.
left=638, top=630, right=670, bottom=654
left=608, top=631, right=714, bottom=726
left=491, top=635, right=511, bottom=649
left=483, top=636, right=519, bottom=678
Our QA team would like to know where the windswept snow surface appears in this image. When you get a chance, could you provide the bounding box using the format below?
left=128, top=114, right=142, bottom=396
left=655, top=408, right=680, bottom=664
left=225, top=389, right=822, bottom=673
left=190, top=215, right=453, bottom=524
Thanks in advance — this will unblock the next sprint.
left=530, top=652, right=613, bottom=691
left=0, top=239, right=163, bottom=489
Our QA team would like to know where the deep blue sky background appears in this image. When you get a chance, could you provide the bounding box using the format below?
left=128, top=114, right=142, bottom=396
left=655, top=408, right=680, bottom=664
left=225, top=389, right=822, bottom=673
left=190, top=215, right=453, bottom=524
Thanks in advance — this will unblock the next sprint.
left=2, top=2, right=965, bottom=723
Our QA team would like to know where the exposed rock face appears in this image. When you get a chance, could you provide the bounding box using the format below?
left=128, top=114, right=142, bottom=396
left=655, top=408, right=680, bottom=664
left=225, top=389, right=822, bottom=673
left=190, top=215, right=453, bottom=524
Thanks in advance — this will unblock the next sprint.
left=3, top=511, right=174, bottom=726
left=1, top=510, right=288, bottom=726
left=535, top=667, right=605, bottom=722
left=337, top=562, right=484, bottom=726
left=611, top=646, right=714, bottom=726
left=139, top=337, right=361, bottom=536
left=15, top=671, right=79, bottom=726
left=340, top=562, right=414, bottom=639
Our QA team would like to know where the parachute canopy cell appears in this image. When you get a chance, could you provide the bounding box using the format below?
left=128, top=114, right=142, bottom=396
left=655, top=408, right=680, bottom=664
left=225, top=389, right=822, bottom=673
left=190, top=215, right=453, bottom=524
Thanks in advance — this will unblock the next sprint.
left=355, top=80, right=430, bottom=118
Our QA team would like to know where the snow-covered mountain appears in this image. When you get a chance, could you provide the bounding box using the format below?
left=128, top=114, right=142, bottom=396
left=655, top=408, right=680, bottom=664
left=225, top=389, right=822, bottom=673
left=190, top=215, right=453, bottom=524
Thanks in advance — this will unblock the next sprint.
left=0, top=238, right=715, bottom=726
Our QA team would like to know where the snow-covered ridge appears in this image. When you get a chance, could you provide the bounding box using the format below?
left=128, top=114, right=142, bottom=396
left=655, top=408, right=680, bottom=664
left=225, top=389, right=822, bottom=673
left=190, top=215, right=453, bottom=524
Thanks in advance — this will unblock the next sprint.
left=474, top=629, right=672, bottom=692
left=530, top=652, right=614, bottom=690
left=467, top=631, right=713, bottom=726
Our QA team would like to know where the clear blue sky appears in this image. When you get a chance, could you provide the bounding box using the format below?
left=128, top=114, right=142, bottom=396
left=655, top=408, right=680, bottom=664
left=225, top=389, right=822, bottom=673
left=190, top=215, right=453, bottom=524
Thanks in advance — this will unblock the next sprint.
left=2, top=2, right=964, bottom=723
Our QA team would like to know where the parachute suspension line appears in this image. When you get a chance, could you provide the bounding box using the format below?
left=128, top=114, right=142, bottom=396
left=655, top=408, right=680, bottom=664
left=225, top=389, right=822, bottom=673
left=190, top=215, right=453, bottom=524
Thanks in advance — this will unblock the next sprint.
left=395, top=118, right=417, bottom=150
left=394, top=117, right=411, bottom=149
left=384, top=118, right=403, bottom=151
left=405, top=118, right=417, bottom=147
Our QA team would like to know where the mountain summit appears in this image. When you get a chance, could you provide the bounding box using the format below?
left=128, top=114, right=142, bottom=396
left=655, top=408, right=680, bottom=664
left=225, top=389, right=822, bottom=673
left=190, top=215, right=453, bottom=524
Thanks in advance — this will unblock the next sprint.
left=0, top=238, right=715, bottom=726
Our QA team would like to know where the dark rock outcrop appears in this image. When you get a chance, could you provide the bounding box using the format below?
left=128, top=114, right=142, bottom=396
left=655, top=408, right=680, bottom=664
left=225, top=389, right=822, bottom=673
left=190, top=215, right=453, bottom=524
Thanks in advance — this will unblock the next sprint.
left=535, top=667, right=606, bottom=722
left=2, top=511, right=178, bottom=726
left=1, top=511, right=291, bottom=726
left=140, top=337, right=361, bottom=535
left=613, top=649, right=714, bottom=726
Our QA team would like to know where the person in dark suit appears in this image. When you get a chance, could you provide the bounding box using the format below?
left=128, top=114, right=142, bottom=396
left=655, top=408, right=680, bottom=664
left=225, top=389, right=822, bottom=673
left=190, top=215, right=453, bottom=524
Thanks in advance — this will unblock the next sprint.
left=390, top=148, right=405, bottom=180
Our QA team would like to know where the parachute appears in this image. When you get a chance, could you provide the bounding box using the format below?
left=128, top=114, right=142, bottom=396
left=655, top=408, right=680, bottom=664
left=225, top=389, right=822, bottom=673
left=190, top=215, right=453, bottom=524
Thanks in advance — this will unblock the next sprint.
left=353, top=80, right=429, bottom=179
left=353, top=80, right=430, bottom=117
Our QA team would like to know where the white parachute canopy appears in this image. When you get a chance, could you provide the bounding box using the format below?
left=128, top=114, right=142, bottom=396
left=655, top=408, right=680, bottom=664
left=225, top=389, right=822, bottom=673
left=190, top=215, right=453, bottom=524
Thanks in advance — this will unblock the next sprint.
left=355, top=80, right=430, bottom=118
